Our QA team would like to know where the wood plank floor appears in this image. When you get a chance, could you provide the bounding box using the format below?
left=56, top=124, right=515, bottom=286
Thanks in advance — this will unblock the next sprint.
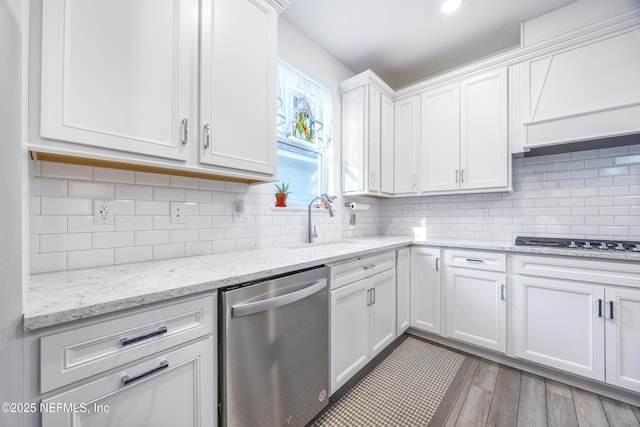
left=445, top=358, right=640, bottom=427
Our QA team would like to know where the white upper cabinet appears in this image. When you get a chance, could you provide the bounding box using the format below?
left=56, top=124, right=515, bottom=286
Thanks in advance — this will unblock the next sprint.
left=394, top=96, right=419, bottom=195
left=518, top=26, right=640, bottom=150
left=419, top=85, right=460, bottom=193
left=459, top=69, right=509, bottom=191
left=37, top=0, right=283, bottom=183
left=200, top=0, right=277, bottom=175
left=341, top=71, right=394, bottom=197
left=419, top=69, right=509, bottom=195
left=40, top=0, right=197, bottom=161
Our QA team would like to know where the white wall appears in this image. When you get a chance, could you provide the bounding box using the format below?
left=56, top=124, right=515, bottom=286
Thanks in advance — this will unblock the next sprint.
left=0, top=0, right=25, bottom=424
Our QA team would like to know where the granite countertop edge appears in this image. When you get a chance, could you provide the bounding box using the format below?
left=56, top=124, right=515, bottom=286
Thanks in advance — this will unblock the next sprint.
left=24, top=236, right=640, bottom=331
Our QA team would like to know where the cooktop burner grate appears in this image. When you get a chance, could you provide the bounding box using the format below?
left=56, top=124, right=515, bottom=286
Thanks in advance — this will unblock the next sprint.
left=515, top=236, right=640, bottom=252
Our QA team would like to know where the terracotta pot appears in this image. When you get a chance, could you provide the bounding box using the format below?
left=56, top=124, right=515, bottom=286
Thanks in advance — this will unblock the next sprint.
left=275, top=193, right=287, bottom=207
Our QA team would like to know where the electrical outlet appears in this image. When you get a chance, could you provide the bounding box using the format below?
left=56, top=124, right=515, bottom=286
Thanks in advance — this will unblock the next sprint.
left=170, top=202, right=186, bottom=224
left=94, top=200, right=114, bottom=225
left=478, top=208, right=490, bottom=223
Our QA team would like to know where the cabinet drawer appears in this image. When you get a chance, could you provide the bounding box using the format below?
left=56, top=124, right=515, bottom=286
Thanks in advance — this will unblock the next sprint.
left=42, top=336, right=215, bottom=427
left=445, top=249, right=506, bottom=272
left=41, top=293, right=215, bottom=393
left=329, top=251, right=396, bottom=290
left=514, top=255, right=640, bottom=288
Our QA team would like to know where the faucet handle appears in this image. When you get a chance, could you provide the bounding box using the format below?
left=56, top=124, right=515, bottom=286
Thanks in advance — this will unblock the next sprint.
left=312, top=225, right=318, bottom=238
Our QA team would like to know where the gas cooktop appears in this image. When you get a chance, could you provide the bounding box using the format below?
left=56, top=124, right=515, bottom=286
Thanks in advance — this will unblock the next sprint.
left=515, top=236, right=640, bottom=252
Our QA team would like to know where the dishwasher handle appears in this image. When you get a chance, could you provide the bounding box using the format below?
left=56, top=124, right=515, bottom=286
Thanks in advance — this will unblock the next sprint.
left=231, top=279, right=327, bottom=318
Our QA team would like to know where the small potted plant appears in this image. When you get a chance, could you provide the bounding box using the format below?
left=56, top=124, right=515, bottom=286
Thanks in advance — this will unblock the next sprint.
left=274, top=182, right=290, bottom=207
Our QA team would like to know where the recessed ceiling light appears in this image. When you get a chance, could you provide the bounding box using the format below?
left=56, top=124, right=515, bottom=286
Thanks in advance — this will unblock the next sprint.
left=441, top=0, right=461, bottom=14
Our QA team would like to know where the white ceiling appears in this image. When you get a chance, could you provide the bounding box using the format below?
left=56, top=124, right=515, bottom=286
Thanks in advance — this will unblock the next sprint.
left=281, top=0, right=577, bottom=88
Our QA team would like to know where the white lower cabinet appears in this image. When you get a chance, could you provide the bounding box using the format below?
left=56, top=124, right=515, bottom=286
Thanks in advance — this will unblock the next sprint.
left=444, top=250, right=507, bottom=353
left=42, top=337, right=215, bottom=427
left=37, top=293, right=216, bottom=427
left=396, top=247, right=411, bottom=335
left=329, top=254, right=396, bottom=394
left=513, top=255, right=640, bottom=393
left=410, top=247, right=441, bottom=334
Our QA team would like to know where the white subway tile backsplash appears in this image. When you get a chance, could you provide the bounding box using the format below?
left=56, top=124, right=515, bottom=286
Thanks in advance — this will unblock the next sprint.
left=153, top=243, right=184, bottom=260
left=115, top=246, right=153, bottom=264
left=115, top=216, right=153, bottom=231
left=30, top=146, right=640, bottom=274
left=135, top=171, right=170, bottom=187
left=68, top=249, right=114, bottom=269
left=41, top=197, right=93, bottom=215
left=93, top=231, right=134, bottom=249
left=68, top=181, right=114, bottom=198
left=41, top=162, right=92, bottom=180
left=170, top=175, right=200, bottom=189
left=93, top=167, right=135, bottom=184
left=153, top=187, right=185, bottom=201
left=115, top=184, right=153, bottom=200
left=68, top=216, right=114, bottom=233
left=32, top=216, right=67, bottom=234
left=33, top=178, right=67, bottom=197
left=135, top=201, right=170, bottom=216
left=31, top=253, right=67, bottom=274
left=40, top=233, right=92, bottom=253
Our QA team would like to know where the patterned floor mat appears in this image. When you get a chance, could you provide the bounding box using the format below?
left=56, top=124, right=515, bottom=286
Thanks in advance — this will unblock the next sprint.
left=311, top=336, right=475, bottom=426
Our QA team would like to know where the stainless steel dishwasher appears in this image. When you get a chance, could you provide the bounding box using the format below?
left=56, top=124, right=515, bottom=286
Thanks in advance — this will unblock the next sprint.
left=219, top=266, right=329, bottom=427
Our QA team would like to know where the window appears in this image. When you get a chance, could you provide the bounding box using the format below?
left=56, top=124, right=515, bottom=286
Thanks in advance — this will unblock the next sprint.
left=276, top=60, right=332, bottom=205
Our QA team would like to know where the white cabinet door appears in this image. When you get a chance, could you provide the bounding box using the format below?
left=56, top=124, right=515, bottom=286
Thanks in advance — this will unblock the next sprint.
left=512, top=275, right=605, bottom=381
left=446, top=268, right=506, bottom=353
left=368, top=86, right=382, bottom=194
left=380, top=93, right=395, bottom=195
left=342, top=86, right=367, bottom=193
left=605, top=287, right=640, bottom=393
left=42, top=337, right=215, bottom=427
left=460, top=68, right=508, bottom=191
left=40, top=0, right=197, bottom=161
left=410, top=247, right=441, bottom=334
left=330, top=279, right=369, bottom=394
left=200, top=0, right=277, bottom=175
left=393, top=96, right=419, bottom=194
left=396, top=248, right=411, bottom=335
left=419, top=85, right=460, bottom=193
left=369, top=270, right=397, bottom=358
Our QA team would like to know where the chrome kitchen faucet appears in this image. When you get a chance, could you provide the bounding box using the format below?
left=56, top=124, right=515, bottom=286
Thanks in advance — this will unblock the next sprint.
left=307, top=196, right=334, bottom=243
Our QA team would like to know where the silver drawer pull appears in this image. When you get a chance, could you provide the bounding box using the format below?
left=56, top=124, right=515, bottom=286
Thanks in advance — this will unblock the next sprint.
left=181, top=118, right=189, bottom=145
left=363, top=264, right=376, bottom=270
left=203, top=124, right=211, bottom=149
left=465, top=258, right=484, bottom=263
left=121, top=326, right=168, bottom=347
left=122, top=360, right=169, bottom=386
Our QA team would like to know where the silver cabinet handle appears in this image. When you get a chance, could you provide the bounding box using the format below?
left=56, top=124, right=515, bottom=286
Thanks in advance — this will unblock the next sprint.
left=435, top=257, right=440, bottom=272
left=500, top=284, right=506, bottom=301
left=465, top=258, right=484, bottom=263
left=412, top=174, right=417, bottom=188
left=121, top=326, right=167, bottom=347
left=371, top=288, right=375, bottom=305
left=231, top=279, right=326, bottom=318
left=366, top=289, right=372, bottom=306
left=363, top=264, right=376, bottom=270
left=370, top=171, right=375, bottom=185
left=181, top=118, right=189, bottom=145
left=461, top=169, right=465, bottom=183
left=203, top=124, right=211, bottom=149
left=456, top=170, right=459, bottom=183
left=122, top=360, right=169, bottom=386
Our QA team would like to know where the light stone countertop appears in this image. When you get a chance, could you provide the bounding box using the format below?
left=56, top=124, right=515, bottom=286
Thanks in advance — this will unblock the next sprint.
left=24, top=235, right=640, bottom=331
